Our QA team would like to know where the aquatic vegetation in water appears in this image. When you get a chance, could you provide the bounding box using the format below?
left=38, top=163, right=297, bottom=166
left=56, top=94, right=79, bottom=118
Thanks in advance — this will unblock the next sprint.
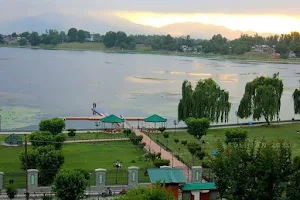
left=0, top=106, right=46, bottom=129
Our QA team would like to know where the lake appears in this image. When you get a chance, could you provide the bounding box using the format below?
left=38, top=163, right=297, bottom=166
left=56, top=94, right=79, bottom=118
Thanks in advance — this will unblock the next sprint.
left=0, top=47, right=299, bottom=130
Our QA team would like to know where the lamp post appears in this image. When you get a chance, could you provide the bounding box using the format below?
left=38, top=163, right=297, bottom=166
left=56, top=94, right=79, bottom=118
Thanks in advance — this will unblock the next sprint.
left=114, top=160, right=122, bottom=184
left=173, top=120, right=178, bottom=136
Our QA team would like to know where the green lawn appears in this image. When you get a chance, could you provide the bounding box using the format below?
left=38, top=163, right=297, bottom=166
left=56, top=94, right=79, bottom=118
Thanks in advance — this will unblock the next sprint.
left=0, top=132, right=127, bottom=143
left=0, top=141, right=152, bottom=188
left=150, top=123, right=300, bottom=166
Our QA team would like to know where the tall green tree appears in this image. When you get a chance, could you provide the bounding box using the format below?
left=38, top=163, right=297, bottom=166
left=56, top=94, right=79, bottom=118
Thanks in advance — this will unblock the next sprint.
left=52, top=169, right=88, bottom=200
left=276, top=42, right=289, bottom=59
left=211, top=139, right=292, bottom=200
left=185, top=117, right=210, bottom=140
left=103, top=31, right=117, bottom=48
left=178, top=79, right=231, bottom=123
left=30, top=32, right=41, bottom=46
left=237, top=73, right=283, bottom=125
left=59, top=31, right=66, bottom=43
left=67, top=28, right=78, bottom=42
left=20, top=146, right=64, bottom=186
left=77, top=30, right=86, bottom=43
left=0, top=34, right=3, bottom=44
left=293, top=86, right=300, bottom=114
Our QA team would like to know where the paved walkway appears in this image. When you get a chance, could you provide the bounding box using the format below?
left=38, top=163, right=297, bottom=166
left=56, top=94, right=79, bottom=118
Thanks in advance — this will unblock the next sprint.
left=134, top=129, right=191, bottom=180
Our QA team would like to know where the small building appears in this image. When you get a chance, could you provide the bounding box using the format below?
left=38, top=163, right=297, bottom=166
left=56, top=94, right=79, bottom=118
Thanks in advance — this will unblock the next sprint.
left=181, top=182, right=217, bottom=200
left=147, top=167, right=186, bottom=200
left=4, top=133, right=23, bottom=146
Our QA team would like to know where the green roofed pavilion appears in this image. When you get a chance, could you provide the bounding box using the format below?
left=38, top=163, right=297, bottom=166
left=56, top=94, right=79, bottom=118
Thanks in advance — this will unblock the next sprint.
left=4, top=134, right=23, bottom=146
left=101, top=114, right=125, bottom=123
left=147, top=168, right=186, bottom=184
left=144, top=114, right=167, bottom=122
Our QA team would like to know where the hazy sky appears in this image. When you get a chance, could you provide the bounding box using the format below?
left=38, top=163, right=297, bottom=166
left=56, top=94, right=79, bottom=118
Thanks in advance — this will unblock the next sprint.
left=1, top=0, right=300, bottom=33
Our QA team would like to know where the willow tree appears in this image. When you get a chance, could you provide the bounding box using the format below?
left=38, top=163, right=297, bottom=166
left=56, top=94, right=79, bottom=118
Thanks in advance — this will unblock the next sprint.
left=237, top=73, right=283, bottom=125
left=293, top=87, right=300, bottom=114
left=178, top=79, right=231, bottom=123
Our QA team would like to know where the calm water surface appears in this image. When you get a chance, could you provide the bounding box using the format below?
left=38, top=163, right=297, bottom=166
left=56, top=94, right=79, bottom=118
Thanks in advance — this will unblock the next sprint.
left=0, top=47, right=299, bottom=129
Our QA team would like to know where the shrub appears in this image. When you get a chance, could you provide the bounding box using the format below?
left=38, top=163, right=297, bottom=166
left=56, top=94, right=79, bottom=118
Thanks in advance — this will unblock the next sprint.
left=181, top=140, right=187, bottom=146
left=67, top=129, right=76, bottom=137
left=154, top=159, right=170, bottom=168
left=163, top=133, right=169, bottom=139
left=158, top=127, right=166, bottom=133
left=130, top=135, right=143, bottom=145
left=6, top=186, right=17, bottom=199
left=138, top=142, right=146, bottom=150
left=123, top=129, right=132, bottom=137
left=39, top=118, right=65, bottom=135
left=225, top=128, right=248, bottom=144
left=185, top=117, right=210, bottom=140
left=53, top=134, right=66, bottom=150
left=174, top=138, right=179, bottom=144
left=42, top=195, right=53, bottom=200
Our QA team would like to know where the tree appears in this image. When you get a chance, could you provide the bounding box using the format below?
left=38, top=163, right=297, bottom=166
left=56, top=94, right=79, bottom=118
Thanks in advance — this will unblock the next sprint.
left=20, top=32, right=30, bottom=40
left=211, top=139, right=292, bottom=200
left=39, top=118, right=65, bottom=135
left=103, top=31, right=116, bottom=48
left=77, top=30, right=86, bottom=43
left=30, top=32, right=41, bottom=46
left=59, top=31, right=66, bottom=43
left=52, top=169, right=88, bottom=200
left=185, top=118, right=210, bottom=140
left=187, top=142, right=203, bottom=165
left=19, top=38, right=28, bottom=46
left=29, top=131, right=65, bottom=150
left=115, top=31, right=127, bottom=46
left=84, top=31, right=91, bottom=39
left=115, top=184, right=175, bottom=200
left=11, top=32, right=18, bottom=38
left=225, top=128, right=248, bottom=144
left=6, top=186, right=17, bottom=199
left=93, top=33, right=102, bottom=42
left=276, top=42, right=289, bottom=59
left=293, top=87, right=300, bottom=114
left=237, top=73, right=283, bottom=125
left=163, top=133, right=169, bottom=148
left=0, top=34, right=3, bottom=44
left=178, top=79, right=231, bottom=123
left=67, top=28, right=78, bottom=42
left=19, top=146, right=64, bottom=186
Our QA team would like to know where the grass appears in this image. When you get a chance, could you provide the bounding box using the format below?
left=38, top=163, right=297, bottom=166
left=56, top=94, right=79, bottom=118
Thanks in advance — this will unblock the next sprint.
left=0, top=132, right=127, bottom=143
left=150, top=123, right=300, bottom=166
left=0, top=141, right=152, bottom=188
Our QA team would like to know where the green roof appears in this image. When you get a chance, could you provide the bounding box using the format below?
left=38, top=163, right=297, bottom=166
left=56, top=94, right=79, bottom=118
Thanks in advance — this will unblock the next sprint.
left=101, top=114, right=125, bottom=123
left=181, top=182, right=216, bottom=191
left=147, top=168, right=186, bottom=184
left=4, top=134, right=23, bottom=145
left=144, top=114, right=167, bottom=123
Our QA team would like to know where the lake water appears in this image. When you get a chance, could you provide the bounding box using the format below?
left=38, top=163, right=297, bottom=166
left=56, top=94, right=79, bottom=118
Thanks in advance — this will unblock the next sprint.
left=0, top=47, right=299, bottom=130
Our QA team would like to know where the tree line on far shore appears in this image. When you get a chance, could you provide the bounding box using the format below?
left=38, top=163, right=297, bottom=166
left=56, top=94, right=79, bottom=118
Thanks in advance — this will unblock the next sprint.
left=1, top=28, right=300, bottom=58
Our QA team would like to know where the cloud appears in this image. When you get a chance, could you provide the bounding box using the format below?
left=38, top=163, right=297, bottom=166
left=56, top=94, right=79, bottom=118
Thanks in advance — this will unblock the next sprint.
left=1, top=0, right=300, bottom=21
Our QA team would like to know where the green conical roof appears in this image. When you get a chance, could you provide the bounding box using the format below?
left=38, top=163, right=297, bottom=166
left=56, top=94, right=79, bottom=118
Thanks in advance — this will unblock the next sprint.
left=101, top=114, right=125, bottom=123
left=144, top=114, right=167, bottom=122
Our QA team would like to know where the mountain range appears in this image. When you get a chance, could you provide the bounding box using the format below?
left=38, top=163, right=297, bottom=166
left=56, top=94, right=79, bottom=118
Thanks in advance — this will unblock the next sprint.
left=0, top=12, right=272, bottom=39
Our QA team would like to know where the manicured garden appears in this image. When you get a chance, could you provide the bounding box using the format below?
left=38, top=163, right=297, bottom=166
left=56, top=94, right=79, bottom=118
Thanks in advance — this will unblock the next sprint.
left=0, top=140, right=153, bottom=188
left=150, top=123, right=300, bottom=166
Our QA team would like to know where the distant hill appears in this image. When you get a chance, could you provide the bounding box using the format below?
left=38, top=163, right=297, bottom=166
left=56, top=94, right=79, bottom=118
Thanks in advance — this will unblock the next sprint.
left=159, top=22, right=272, bottom=40
left=0, top=12, right=272, bottom=39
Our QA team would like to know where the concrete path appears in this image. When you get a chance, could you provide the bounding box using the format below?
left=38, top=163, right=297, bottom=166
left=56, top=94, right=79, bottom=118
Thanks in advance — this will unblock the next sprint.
left=134, top=129, right=191, bottom=181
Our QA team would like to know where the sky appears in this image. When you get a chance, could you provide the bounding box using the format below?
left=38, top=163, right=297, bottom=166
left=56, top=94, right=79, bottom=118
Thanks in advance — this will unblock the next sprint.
left=1, top=0, right=300, bottom=34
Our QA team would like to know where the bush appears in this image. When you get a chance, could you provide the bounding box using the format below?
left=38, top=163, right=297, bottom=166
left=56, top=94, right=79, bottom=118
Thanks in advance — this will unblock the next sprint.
left=174, top=138, right=179, bottom=144
left=163, top=133, right=169, bottom=139
left=53, top=134, right=66, bottom=150
left=67, top=129, right=76, bottom=137
left=130, top=135, right=143, bottom=145
left=185, top=117, right=210, bottom=140
left=123, top=129, right=133, bottom=136
left=154, top=159, right=170, bottom=168
left=6, top=186, right=17, bottom=199
left=74, top=169, right=90, bottom=181
left=225, top=128, right=248, bottom=144
left=181, top=140, right=187, bottom=146
left=138, top=142, right=146, bottom=150
left=39, top=118, right=65, bottom=135
left=158, top=127, right=166, bottom=133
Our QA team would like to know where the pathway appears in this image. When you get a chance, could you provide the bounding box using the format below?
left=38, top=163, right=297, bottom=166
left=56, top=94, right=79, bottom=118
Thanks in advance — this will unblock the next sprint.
left=134, top=129, right=191, bottom=181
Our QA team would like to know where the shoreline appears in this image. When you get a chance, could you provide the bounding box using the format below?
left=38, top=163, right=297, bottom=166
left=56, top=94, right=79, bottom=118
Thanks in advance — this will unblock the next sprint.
left=1, top=44, right=300, bottom=64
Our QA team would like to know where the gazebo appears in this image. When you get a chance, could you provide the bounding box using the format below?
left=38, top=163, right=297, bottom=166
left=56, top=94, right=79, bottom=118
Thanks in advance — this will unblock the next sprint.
left=4, top=133, right=23, bottom=146
left=144, top=114, right=167, bottom=132
left=100, top=114, right=125, bottom=133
